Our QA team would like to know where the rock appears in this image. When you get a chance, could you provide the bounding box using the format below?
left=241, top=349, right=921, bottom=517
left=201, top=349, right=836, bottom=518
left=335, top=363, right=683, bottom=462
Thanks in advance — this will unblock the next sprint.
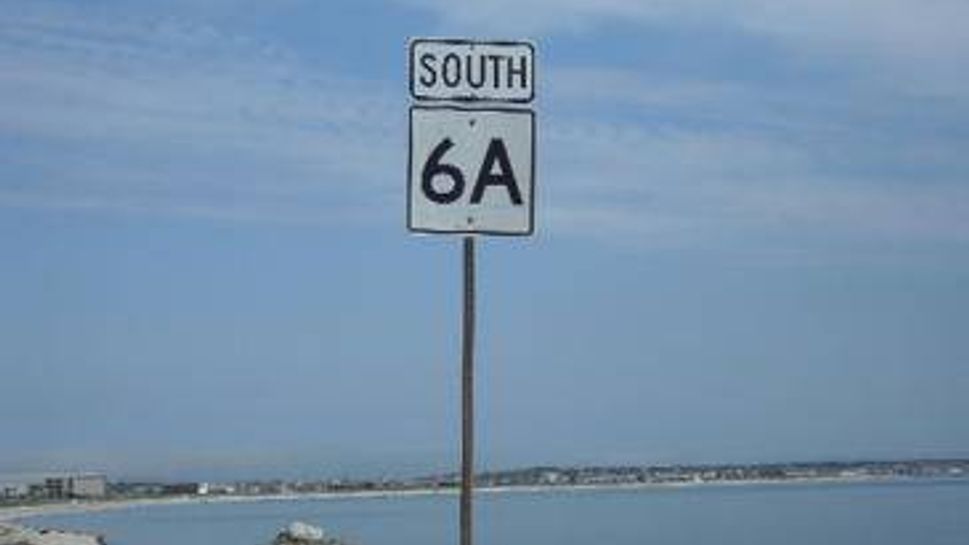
left=0, top=524, right=105, bottom=545
left=271, top=521, right=345, bottom=545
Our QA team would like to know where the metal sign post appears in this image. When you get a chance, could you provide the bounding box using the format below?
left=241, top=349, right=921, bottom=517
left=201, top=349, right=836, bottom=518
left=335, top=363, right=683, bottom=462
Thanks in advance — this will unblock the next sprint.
left=407, top=38, right=536, bottom=545
left=460, top=235, right=475, bottom=545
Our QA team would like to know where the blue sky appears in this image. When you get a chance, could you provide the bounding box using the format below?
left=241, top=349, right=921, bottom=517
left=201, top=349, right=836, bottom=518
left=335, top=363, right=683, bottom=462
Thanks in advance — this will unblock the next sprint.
left=1, top=0, right=968, bottom=480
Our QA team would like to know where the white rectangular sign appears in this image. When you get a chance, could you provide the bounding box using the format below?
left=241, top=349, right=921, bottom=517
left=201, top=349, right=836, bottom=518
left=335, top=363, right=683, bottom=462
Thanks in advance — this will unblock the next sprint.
left=408, top=105, right=535, bottom=235
left=410, top=39, right=535, bottom=103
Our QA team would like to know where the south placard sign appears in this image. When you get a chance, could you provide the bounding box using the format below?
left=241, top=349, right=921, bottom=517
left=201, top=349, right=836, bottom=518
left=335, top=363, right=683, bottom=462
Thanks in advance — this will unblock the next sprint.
left=407, top=37, right=536, bottom=236
left=410, top=39, right=535, bottom=103
left=408, top=105, right=535, bottom=235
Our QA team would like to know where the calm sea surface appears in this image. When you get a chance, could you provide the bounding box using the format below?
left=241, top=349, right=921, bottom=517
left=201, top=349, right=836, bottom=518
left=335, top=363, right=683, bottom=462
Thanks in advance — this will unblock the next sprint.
left=28, top=480, right=969, bottom=545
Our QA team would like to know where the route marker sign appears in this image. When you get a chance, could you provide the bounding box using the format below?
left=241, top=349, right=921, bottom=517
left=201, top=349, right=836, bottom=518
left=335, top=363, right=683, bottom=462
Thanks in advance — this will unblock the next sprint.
left=410, top=39, right=535, bottom=103
left=408, top=105, right=535, bottom=235
left=405, top=36, right=537, bottom=545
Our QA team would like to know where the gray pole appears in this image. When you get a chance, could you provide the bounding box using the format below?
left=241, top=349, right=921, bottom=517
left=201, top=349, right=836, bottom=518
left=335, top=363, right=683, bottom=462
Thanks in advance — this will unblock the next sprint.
left=460, top=235, right=475, bottom=545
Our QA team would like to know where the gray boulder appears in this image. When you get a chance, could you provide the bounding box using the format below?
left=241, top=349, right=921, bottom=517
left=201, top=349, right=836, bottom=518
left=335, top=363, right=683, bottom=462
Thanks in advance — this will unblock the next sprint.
left=0, top=524, right=105, bottom=545
left=271, top=522, right=346, bottom=545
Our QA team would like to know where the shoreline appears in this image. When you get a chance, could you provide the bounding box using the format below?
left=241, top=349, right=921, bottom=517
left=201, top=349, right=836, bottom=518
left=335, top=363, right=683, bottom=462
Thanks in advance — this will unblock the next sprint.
left=2, top=474, right=964, bottom=523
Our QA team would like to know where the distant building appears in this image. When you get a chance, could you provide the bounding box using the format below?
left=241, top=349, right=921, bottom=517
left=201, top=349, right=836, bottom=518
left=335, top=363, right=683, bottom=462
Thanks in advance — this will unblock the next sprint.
left=1, top=483, right=28, bottom=499
left=162, top=482, right=205, bottom=495
left=539, top=471, right=563, bottom=485
left=206, top=483, right=236, bottom=495
left=28, top=483, right=47, bottom=499
left=116, top=482, right=166, bottom=496
left=43, top=474, right=107, bottom=499
left=44, top=477, right=68, bottom=499
left=69, top=474, right=107, bottom=498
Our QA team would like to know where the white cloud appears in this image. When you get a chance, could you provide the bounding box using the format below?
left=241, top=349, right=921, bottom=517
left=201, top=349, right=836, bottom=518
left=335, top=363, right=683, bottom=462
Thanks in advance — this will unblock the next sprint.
left=402, top=0, right=969, bottom=95
left=540, top=108, right=969, bottom=250
left=533, top=40, right=969, bottom=252
left=0, top=4, right=404, bottom=225
left=1, top=2, right=967, bottom=256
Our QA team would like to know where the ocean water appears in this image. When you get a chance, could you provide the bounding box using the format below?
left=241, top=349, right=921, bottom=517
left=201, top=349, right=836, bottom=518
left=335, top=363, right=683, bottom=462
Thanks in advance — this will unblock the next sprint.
left=27, top=480, right=969, bottom=545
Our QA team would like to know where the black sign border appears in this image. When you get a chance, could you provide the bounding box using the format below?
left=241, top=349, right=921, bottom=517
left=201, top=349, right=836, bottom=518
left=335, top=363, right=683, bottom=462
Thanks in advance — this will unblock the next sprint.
left=409, top=38, right=536, bottom=104
left=407, top=104, right=536, bottom=237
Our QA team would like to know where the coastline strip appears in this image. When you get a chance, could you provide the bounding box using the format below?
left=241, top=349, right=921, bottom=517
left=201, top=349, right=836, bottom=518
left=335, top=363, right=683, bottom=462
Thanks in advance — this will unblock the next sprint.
left=2, top=474, right=962, bottom=523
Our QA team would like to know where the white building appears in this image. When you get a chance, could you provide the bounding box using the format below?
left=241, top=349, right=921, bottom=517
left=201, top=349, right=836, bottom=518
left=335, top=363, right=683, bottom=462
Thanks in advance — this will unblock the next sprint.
left=1, top=482, right=28, bottom=499
left=69, top=474, right=107, bottom=498
left=43, top=473, right=107, bottom=499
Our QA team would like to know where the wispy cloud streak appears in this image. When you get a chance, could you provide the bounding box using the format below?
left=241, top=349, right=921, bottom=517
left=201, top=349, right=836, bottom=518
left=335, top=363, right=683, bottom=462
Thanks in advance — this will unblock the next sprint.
left=0, top=3, right=403, bottom=225
left=1, top=1, right=967, bottom=255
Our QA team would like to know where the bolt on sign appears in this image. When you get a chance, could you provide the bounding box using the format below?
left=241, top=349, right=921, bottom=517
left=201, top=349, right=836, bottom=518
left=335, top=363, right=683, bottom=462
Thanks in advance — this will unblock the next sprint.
left=408, top=38, right=536, bottom=236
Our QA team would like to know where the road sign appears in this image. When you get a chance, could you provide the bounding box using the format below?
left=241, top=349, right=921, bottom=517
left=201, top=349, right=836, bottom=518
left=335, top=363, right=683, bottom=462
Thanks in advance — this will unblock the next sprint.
left=405, top=37, right=537, bottom=545
left=408, top=105, right=535, bottom=236
left=410, top=39, right=535, bottom=103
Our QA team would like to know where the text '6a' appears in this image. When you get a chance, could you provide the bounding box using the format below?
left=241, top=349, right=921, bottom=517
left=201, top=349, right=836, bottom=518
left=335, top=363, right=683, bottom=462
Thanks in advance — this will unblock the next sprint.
left=422, top=138, right=523, bottom=205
